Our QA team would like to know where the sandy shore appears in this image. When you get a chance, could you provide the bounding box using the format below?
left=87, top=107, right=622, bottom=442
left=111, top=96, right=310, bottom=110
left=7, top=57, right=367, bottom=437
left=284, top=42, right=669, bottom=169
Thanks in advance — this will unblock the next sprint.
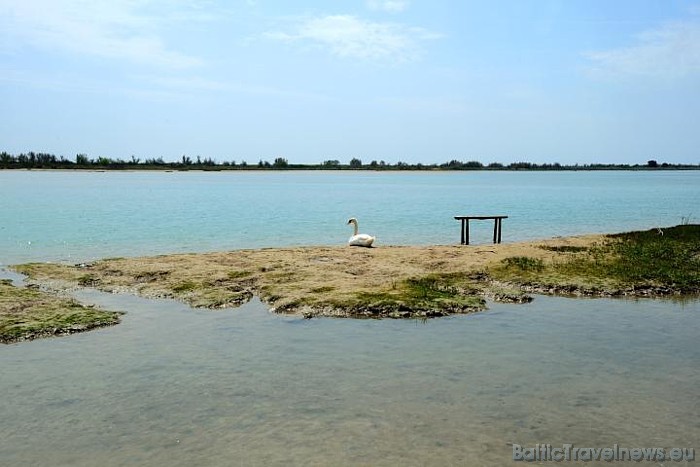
left=15, top=234, right=606, bottom=319
left=6, top=224, right=699, bottom=341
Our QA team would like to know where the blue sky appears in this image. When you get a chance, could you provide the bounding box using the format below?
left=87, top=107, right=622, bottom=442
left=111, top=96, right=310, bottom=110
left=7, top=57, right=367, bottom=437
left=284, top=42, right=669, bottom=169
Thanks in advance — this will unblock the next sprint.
left=1, top=0, right=699, bottom=164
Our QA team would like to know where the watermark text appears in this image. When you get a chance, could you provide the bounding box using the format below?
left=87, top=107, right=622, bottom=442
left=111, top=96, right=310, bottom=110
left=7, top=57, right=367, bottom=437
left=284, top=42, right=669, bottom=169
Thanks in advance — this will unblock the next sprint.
left=512, top=444, right=695, bottom=462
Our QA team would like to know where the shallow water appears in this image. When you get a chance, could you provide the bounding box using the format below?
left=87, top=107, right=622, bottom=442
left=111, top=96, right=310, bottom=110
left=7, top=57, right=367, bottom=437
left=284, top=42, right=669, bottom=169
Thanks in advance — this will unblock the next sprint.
left=1, top=291, right=698, bottom=466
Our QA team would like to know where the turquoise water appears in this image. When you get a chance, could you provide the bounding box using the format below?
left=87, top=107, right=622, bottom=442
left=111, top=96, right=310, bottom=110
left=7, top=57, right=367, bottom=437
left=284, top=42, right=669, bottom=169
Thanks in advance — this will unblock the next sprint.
left=1, top=170, right=699, bottom=466
left=1, top=170, right=699, bottom=265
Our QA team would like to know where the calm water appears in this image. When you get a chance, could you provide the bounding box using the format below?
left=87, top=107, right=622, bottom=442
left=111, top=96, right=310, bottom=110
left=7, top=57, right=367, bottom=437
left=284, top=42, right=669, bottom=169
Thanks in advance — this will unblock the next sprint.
left=1, top=170, right=699, bottom=265
left=1, top=292, right=698, bottom=466
left=1, top=170, right=699, bottom=466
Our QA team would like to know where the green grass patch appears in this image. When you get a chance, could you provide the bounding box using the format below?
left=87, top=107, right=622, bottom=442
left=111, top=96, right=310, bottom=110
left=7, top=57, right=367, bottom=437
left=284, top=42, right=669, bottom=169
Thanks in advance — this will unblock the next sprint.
left=493, top=225, right=700, bottom=293
left=598, top=225, right=700, bottom=290
left=324, top=273, right=486, bottom=317
left=501, top=256, right=545, bottom=272
left=187, top=288, right=253, bottom=308
left=538, top=245, right=589, bottom=253
left=172, top=281, right=199, bottom=292
left=0, top=280, right=122, bottom=343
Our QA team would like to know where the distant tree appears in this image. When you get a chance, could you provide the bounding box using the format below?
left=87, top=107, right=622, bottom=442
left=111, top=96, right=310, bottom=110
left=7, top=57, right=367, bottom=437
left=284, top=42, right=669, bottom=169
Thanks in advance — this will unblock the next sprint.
left=130, top=155, right=141, bottom=165
left=349, top=158, right=362, bottom=168
left=96, top=156, right=112, bottom=166
left=488, top=162, right=504, bottom=169
left=145, top=157, right=165, bottom=165
left=322, top=159, right=340, bottom=168
left=181, top=155, right=192, bottom=165
left=76, top=153, right=90, bottom=165
left=36, top=153, right=56, bottom=165
left=273, top=157, right=289, bottom=168
left=509, top=161, right=534, bottom=170
left=440, top=160, right=483, bottom=169
left=369, top=160, right=378, bottom=168
left=442, top=159, right=463, bottom=169
left=647, top=159, right=659, bottom=168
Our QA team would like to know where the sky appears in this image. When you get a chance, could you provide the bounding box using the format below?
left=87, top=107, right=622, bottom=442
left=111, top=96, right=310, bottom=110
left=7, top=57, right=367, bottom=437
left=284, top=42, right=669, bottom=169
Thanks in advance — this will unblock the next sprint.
left=1, top=0, right=699, bottom=165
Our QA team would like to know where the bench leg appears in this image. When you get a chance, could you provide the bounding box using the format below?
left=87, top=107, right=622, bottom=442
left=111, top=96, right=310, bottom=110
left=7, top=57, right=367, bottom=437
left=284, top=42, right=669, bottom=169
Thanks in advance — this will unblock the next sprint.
left=493, top=219, right=498, bottom=243
left=460, top=219, right=470, bottom=245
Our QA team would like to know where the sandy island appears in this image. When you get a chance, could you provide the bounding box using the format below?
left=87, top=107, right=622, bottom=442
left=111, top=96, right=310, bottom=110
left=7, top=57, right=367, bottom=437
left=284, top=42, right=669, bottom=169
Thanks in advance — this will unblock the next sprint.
left=7, top=225, right=697, bottom=337
left=3, top=224, right=698, bottom=342
left=15, top=234, right=603, bottom=317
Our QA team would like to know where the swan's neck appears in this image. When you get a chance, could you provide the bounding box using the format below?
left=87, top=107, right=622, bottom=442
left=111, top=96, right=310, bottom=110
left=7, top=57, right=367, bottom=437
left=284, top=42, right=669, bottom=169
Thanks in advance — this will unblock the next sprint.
left=352, top=221, right=359, bottom=236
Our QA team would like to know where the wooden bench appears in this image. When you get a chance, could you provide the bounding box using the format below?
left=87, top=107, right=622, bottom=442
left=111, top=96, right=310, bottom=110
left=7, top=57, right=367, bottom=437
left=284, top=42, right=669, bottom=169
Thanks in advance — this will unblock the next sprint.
left=454, top=215, right=508, bottom=245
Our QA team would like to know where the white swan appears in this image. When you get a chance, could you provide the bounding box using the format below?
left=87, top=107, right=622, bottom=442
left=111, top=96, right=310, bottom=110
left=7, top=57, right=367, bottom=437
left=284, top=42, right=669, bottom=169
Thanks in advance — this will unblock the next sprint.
left=347, top=218, right=375, bottom=247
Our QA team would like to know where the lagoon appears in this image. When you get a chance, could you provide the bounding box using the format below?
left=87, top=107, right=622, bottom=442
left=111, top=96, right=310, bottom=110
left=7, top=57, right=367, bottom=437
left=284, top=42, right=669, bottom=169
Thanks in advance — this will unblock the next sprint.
left=2, top=170, right=699, bottom=265
left=1, top=170, right=699, bottom=466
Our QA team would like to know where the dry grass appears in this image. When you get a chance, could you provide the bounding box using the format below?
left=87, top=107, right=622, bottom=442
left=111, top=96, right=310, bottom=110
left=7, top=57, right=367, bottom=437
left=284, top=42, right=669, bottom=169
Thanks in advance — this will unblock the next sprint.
left=7, top=226, right=696, bottom=343
left=14, top=234, right=601, bottom=318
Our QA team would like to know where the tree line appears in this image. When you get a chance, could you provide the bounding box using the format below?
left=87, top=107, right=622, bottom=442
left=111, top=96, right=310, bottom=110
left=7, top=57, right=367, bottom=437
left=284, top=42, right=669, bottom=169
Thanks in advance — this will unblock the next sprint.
left=1, top=151, right=697, bottom=171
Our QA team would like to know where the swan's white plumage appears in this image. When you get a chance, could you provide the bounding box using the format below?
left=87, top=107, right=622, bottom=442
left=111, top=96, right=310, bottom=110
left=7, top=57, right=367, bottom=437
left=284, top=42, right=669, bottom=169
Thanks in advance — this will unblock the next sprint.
left=349, top=233, right=375, bottom=247
left=347, top=218, right=375, bottom=247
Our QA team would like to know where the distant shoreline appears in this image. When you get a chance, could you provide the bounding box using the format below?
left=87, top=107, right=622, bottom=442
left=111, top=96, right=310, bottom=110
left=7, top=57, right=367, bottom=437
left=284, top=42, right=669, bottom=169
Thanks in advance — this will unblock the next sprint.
left=2, top=151, right=698, bottom=171
left=3, top=166, right=700, bottom=172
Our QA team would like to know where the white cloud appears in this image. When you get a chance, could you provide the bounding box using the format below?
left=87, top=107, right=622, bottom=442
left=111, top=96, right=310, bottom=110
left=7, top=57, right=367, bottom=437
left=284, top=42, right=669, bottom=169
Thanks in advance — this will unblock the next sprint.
left=584, top=19, right=700, bottom=79
left=0, top=0, right=205, bottom=68
left=267, top=15, right=440, bottom=61
left=366, top=0, right=409, bottom=13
